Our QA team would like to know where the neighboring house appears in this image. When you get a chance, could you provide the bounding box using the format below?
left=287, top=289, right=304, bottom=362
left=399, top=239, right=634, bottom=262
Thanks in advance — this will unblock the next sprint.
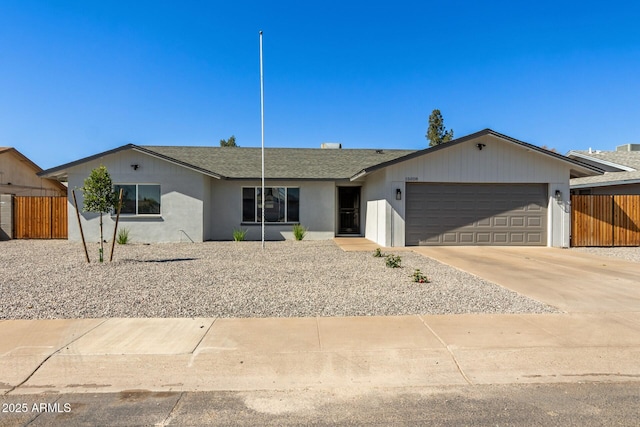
left=1, top=147, right=68, bottom=240
left=0, top=147, right=67, bottom=196
left=38, top=129, right=600, bottom=247
left=568, top=144, right=640, bottom=195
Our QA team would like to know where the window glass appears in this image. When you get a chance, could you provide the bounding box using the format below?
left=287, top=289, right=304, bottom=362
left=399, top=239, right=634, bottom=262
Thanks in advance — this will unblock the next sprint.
left=113, top=184, right=160, bottom=215
left=242, top=188, right=255, bottom=222
left=115, top=185, right=136, bottom=214
left=287, top=188, right=299, bottom=222
left=138, top=185, right=161, bottom=214
left=244, top=187, right=298, bottom=223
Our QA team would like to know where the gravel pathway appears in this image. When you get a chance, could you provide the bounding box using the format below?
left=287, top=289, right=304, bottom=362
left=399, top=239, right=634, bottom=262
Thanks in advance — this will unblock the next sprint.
left=571, top=247, right=640, bottom=263
left=0, top=240, right=557, bottom=319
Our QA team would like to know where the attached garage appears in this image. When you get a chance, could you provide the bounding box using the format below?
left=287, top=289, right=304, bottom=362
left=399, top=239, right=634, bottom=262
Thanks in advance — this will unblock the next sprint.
left=405, top=183, right=547, bottom=246
left=356, top=129, right=602, bottom=248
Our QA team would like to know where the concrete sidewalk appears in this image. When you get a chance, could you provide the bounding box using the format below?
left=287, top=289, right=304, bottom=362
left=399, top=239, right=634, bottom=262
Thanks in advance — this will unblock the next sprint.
left=1, top=312, right=639, bottom=395
left=2, top=240, right=639, bottom=396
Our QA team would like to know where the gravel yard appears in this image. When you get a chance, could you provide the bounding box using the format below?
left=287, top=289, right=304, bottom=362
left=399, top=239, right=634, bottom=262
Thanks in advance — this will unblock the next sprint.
left=571, top=247, right=640, bottom=263
left=0, top=240, right=557, bottom=319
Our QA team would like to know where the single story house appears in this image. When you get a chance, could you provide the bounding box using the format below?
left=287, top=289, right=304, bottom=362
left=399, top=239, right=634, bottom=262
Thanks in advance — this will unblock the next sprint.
left=568, top=144, right=640, bottom=195
left=39, top=129, right=600, bottom=247
left=1, top=147, right=68, bottom=240
left=0, top=147, right=67, bottom=197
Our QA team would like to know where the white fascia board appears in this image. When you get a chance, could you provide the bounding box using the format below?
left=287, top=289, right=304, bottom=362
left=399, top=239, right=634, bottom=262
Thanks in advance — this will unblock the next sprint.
left=350, top=170, right=368, bottom=181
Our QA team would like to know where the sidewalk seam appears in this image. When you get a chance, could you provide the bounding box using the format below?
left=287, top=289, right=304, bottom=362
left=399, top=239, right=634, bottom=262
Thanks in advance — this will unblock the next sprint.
left=5, top=319, right=109, bottom=395
left=156, top=391, right=184, bottom=427
left=191, top=318, right=218, bottom=353
left=315, top=317, right=323, bottom=351
left=417, top=315, right=473, bottom=385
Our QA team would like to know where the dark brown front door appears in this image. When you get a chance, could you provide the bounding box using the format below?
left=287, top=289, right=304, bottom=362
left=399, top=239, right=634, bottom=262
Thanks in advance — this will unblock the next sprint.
left=338, top=187, right=360, bottom=234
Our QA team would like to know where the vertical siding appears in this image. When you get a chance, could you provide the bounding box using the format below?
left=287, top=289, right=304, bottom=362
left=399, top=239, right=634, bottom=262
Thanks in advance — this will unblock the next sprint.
left=385, top=136, right=568, bottom=183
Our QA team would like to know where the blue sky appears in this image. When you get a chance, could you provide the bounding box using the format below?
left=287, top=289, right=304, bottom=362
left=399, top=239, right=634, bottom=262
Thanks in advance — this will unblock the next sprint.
left=1, top=1, right=639, bottom=169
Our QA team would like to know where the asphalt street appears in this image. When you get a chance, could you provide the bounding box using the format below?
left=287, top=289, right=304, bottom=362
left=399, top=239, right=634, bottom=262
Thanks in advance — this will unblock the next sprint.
left=1, top=383, right=639, bottom=426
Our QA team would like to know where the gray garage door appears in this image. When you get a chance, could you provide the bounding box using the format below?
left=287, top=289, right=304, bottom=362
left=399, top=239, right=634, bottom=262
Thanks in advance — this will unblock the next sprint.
left=406, top=183, right=547, bottom=246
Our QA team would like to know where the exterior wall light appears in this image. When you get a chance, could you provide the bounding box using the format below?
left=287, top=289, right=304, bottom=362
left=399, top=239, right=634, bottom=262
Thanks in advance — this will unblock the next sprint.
left=555, top=190, right=562, bottom=201
left=396, top=189, right=402, bottom=200
left=131, top=164, right=140, bottom=170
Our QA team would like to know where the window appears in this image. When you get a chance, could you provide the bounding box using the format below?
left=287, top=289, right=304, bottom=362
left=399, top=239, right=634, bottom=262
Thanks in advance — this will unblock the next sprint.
left=242, top=187, right=299, bottom=223
left=114, top=184, right=161, bottom=215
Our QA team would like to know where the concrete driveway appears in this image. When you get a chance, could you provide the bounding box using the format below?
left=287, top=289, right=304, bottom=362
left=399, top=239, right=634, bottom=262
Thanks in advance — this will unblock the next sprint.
left=413, top=246, right=640, bottom=313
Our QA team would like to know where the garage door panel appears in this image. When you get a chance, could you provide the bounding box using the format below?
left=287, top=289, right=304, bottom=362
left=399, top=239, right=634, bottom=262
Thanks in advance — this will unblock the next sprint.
left=459, top=233, right=475, bottom=243
left=493, top=233, right=508, bottom=243
left=406, top=183, right=547, bottom=246
left=494, top=217, right=508, bottom=227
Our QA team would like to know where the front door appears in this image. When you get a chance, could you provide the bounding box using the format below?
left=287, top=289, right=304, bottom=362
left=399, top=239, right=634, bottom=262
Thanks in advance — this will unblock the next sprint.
left=338, top=187, right=360, bottom=234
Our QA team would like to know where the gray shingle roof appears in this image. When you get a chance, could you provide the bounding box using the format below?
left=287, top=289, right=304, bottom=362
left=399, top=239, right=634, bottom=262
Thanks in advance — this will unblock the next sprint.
left=570, top=150, right=640, bottom=187
left=570, top=150, right=640, bottom=170
left=141, top=146, right=416, bottom=179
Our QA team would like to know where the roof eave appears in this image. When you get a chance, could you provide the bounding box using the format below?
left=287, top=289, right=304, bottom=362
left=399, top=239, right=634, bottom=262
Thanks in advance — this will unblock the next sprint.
left=566, top=151, right=636, bottom=172
left=570, top=178, right=640, bottom=189
left=351, top=129, right=603, bottom=178
left=38, top=144, right=226, bottom=180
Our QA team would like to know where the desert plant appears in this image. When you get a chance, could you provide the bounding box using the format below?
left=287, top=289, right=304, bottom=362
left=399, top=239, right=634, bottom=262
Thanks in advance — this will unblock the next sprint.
left=411, top=269, right=430, bottom=283
left=116, top=227, right=130, bottom=245
left=292, top=223, right=307, bottom=241
left=232, top=228, right=248, bottom=241
left=385, top=254, right=402, bottom=268
left=373, top=247, right=385, bottom=258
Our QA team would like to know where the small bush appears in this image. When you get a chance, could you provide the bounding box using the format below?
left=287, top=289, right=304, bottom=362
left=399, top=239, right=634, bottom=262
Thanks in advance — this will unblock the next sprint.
left=385, top=254, right=402, bottom=268
left=292, top=223, right=307, bottom=241
left=411, top=269, right=430, bottom=283
left=373, top=248, right=385, bottom=258
left=232, top=228, right=248, bottom=241
left=116, top=227, right=130, bottom=245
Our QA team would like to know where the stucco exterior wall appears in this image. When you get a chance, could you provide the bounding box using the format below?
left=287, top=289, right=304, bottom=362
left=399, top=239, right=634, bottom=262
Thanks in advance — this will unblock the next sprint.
left=364, top=136, right=573, bottom=247
left=207, top=179, right=336, bottom=241
left=0, top=150, right=66, bottom=196
left=0, top=194, right=12, bottom=240
left=66, top=150, right=206, bottom=243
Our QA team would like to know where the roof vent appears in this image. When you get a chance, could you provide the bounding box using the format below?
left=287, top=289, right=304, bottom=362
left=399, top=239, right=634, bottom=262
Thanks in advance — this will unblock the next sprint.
left=375, top=149, right=384, bottom=154
left=321, top=142, right=342, bottom=149
left=616, top=143, right=640, bottom=152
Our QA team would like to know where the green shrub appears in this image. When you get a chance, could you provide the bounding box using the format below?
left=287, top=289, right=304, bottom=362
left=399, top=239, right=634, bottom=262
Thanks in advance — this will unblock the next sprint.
left=373, top=247, right=385, bottom=258
left=411, top=269, right=430, bottom=283
left=293, top=223, right=307, bottom=241
left=116, top=227, right=130, bottom=245
left=385, top=254, right=402, bottom=268
left=232, top=228, right=248, bottom=241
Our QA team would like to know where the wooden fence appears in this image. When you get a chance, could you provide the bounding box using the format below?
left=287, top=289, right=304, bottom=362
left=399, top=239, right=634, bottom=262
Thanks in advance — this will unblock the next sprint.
left=571, top=195, right=640, bottom=246
left=13, top=196, right=68, bottom=239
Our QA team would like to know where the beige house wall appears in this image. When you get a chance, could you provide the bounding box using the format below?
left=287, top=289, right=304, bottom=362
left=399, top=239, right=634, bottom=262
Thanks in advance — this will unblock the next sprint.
left=0, top=149, right=66, bottom=196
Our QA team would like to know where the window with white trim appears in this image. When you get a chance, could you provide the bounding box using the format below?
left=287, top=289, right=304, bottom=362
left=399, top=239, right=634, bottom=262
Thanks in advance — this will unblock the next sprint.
left=242, top=187, right=299, bottom=223
left=114, top=184, right=161, bottom=215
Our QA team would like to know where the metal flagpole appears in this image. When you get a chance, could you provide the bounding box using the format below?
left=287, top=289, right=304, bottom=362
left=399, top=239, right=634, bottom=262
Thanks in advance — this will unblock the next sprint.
left=259, top=30, right=265, bottom=249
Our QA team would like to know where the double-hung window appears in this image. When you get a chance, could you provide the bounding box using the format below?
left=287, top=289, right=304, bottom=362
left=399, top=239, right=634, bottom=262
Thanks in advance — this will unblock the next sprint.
left=114, top=184, right=161, bottom=215
left=242, top=187, right=299, bottom=223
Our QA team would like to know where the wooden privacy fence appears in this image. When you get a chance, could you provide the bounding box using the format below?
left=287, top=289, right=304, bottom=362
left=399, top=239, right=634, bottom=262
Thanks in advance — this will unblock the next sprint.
left=571, top=195, right=640, bottom=246
left=13, top=196, right=68, bottom=239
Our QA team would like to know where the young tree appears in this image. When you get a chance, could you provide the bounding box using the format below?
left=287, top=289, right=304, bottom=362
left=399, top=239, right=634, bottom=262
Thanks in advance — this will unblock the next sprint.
left=220, top=135, right=238, bottom=147
left=82, top=166, right=117, bottom=262
left=426, top=109, right=454, bottom=147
